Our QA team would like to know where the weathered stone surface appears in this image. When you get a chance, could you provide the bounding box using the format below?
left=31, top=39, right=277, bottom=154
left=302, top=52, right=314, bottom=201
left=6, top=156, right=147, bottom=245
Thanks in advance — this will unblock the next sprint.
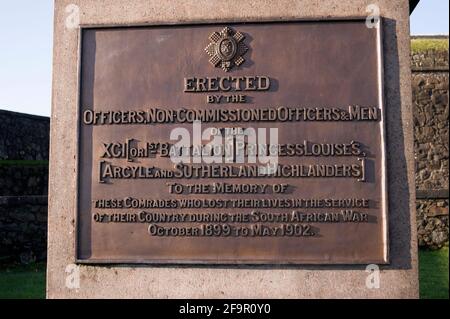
left=0, top=196, right=48, bottom=263
left=411, top=37, right=449, bottom=250
left=47, top=0, right=418, bottom=299
left=411, top=37, right=449, bottom=71
left=0, top=165, right=48, bottom=196
left=0, top=110, right=49, bottom=161
left=416, top=199, right=449, bottom=250
left=0, top=110, right=49, bottom=262
left=412, top=72, right=449, bottom=191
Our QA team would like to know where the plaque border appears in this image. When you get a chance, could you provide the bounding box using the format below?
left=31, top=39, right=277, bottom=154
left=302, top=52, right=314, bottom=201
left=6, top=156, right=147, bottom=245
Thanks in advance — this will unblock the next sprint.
left=74, top=17, right=389, bottom=265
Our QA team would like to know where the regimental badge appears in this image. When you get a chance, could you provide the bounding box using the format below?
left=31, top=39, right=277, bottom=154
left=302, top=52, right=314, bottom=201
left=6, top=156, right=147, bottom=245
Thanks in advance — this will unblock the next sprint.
left=205, top=27, right=248, bottom=72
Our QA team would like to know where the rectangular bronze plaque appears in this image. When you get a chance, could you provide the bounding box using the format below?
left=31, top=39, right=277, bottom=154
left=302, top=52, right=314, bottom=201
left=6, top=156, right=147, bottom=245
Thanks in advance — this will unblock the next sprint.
left=76, top=19, right=388, bottom=264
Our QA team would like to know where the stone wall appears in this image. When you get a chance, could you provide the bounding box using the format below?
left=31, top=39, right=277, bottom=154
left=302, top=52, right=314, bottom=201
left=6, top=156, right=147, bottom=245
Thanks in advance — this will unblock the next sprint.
left=0, top=110, right=49, bottom=161
left=0, top=165, right=48, bottom=196
left=0, top=196, right=47, bottom=263
left=416, top=199, right=448, bottom=249
left=0, top=110, right=49, bottom=263
left=412, top=36, right=449, bottom=250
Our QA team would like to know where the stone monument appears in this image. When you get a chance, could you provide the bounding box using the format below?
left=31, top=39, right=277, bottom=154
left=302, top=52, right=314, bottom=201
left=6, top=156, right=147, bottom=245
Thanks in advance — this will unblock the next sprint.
left=47, top=0, right=419, bottom=298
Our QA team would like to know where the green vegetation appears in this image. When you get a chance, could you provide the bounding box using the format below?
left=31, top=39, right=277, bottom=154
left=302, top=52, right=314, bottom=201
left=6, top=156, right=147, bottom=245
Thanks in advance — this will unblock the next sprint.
left=411, top=38, right=449, bottom=53
left=0, top=160, right=48, bottom=166
left=0, top=263, right=46, bottom=299
left=0, top=248, right=448, bottom=299
left=419, top=246, right=449, bottom=299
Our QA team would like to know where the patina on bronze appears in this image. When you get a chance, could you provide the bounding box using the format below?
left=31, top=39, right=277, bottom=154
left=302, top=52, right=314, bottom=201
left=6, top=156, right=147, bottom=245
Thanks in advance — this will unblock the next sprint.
left=76, top=20, right=388, bottom=264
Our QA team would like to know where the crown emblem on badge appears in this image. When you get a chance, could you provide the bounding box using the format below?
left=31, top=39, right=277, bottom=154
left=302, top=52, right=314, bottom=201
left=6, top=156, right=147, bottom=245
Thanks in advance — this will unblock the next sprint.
left=205, top=27, right=248, bottom=72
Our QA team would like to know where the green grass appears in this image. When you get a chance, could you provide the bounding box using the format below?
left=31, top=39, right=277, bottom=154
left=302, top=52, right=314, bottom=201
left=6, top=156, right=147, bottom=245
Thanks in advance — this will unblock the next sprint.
left=0, top=248, right=448, bottom=299
left=419, top=247, right=449, bottom=299
left=411, top=38, right=449, bottom=53
left=0, top=263, right=46, bottom=299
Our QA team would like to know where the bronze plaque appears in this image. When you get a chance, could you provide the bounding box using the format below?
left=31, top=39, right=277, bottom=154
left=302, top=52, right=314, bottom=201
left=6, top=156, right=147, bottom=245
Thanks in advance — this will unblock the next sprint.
left=76, top=20, right=388, bottom=264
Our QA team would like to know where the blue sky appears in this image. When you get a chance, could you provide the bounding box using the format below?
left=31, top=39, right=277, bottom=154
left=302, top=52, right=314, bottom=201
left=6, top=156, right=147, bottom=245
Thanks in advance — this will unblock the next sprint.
left=410, top=0, right=449, bottom=34
left=0, top=0, right=448, bottom=117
